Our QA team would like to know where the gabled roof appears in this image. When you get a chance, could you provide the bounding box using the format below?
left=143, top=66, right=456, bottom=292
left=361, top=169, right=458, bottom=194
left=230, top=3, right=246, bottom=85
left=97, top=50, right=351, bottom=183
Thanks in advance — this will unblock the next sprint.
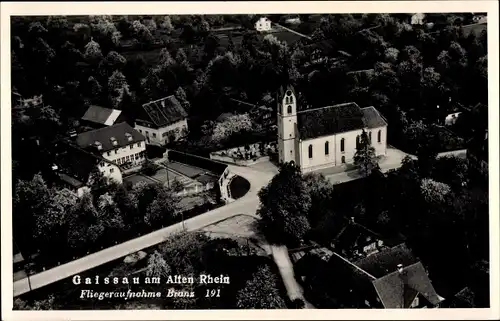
left=372, top=262, right=443, bottom=308
left=81, top=105, right=123, bottom=126
left=354, top=243, right=418, bottom=278
left=76, top=122, right=145, bottom=153
left=54, top=141, right=117, bottom=188
left=138, top=95, right=188, bottom=128
left=297, top=103, right=387, bottom=139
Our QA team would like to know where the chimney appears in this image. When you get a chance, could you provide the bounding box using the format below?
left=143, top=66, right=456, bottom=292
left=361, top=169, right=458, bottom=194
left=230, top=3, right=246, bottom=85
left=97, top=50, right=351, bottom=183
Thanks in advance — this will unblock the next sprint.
left=397, top=264, right=403, bottom=273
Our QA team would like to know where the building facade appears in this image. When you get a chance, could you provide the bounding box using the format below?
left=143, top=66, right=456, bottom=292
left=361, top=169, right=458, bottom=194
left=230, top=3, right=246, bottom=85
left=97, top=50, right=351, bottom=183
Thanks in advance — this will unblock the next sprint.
left=255, top=17, right=272, bottom=32
left=135, top=96, right=189, bottom=146
left=277, top=85, right=388, bottom=173
left=76, top=122, right=146, bottom=174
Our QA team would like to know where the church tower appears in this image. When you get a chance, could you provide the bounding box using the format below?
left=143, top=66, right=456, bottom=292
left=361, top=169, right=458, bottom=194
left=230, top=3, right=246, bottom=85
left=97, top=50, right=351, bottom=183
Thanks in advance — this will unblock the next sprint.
left=277, top=85, right=298, bottom=164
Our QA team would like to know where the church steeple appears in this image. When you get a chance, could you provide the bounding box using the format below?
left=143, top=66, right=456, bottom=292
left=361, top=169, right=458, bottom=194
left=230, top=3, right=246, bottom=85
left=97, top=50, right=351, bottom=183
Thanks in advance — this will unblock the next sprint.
left=277, top=85, right=298, bottom=164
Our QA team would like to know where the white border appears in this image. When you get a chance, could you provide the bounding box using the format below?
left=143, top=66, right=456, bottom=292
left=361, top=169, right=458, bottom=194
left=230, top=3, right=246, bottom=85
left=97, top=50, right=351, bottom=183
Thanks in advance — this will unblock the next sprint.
left=1, top=1, right=498, bottom=320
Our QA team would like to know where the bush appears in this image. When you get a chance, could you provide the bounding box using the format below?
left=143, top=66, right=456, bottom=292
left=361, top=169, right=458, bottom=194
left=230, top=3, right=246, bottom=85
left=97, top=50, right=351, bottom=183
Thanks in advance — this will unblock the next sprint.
left=142, top=159, right=160, bottom=176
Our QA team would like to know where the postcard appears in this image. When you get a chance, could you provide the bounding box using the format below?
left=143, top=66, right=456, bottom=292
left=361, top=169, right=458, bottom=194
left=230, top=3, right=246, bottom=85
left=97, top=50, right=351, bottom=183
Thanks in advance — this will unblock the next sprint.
left=1, top=1, right=499, bottom=320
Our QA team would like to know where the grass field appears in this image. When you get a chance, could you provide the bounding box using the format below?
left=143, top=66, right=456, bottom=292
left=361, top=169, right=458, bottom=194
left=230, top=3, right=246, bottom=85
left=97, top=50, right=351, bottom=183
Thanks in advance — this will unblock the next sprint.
left=123, top=174, right=157, bottom=186
left=167, top=161, right=206, bottom=178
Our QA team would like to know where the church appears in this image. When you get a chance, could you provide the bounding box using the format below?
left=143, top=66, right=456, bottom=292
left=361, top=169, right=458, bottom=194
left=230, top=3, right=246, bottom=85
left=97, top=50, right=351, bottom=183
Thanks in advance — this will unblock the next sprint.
left=277, top=85, right=388, bottom=173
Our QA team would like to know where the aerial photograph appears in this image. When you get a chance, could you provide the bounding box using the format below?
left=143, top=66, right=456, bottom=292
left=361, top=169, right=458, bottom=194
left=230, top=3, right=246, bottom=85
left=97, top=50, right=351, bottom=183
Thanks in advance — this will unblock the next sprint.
left=10, top=13, right=489, bottom=309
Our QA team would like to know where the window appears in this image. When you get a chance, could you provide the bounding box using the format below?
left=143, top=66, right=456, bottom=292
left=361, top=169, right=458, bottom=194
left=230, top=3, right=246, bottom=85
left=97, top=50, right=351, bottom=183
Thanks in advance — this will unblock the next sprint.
left=137, top=142, right=141, bottom=148
left=145, top=131, right=149, bottom=136
left=122, top=157, right=126, bottom=163
left=290, top=96, right=293, bottom=104
left=377, top=130, right=382, bottom=143
left=135, top=153, right=139, bottom=160
left=138, top=129, right=142, bottom=133
left=287, top=105, right=292, bottom=114
left=340, top=138, right=345, bottom=152
left=341, top=156, right=346, bottom=163
left=285, top=97, right=289, bottom=104
left=368, top=131, right=372, bottom=144
left=325, top=141, right=329, bottom=155
left=110, top=168, right=114, bottom=173
left=107, top=151, right=111, bottom=156
left=115, top=150, right=118, bottom=155
left=129, top=145, right=133, bottom=150
left=308, top=144, right=313, bottom=159
left=356, top=135, right=360, bottom=149
left=153, top=133, right=157, bottom=138
left=162, top=132, right=168, bottom=137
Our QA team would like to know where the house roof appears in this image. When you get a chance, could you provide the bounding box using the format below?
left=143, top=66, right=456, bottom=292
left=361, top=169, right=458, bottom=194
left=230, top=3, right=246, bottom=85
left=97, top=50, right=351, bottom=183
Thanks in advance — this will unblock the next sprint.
left=138, top=95, right=188, bottom=128
left=76, top=122, right=145, bottom=153
left=461, top=22, right=487, bottom=37
left=327, top=243, right=442, bottom=308
left=372, top=262, right=443, bottom=308
left=54, top=142, right=106, bottom=187
left=81, top=105, right=123, bottom=126
left=297, top=103, right=387, bottom=140
left=354, top=243, right=418, bottom=278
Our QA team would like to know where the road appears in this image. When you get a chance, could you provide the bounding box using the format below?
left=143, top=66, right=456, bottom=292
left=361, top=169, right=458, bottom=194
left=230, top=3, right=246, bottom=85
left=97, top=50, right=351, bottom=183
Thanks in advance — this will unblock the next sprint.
left=13, top=148, right=467, bottom=298
left=13, top=165, right=275, bottom=297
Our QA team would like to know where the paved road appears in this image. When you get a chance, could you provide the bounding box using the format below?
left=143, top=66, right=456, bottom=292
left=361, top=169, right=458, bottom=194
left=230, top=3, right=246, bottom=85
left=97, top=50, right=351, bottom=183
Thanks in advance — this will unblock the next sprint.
left=13, top=165, right=275, bottom=297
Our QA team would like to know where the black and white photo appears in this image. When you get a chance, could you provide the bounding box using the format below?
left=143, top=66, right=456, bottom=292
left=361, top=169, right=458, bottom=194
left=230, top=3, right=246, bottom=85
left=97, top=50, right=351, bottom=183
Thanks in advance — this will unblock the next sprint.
left=1, top=1, right=499, bottom=320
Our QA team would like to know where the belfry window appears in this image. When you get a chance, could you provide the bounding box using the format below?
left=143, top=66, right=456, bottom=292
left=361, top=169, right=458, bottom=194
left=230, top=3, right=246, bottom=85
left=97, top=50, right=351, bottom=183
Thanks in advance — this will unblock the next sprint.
left=287, top=105, right=292, bottom=114
left=325, top=141, right=329, bottom=155
left=340, top=138, right=345, bottom=152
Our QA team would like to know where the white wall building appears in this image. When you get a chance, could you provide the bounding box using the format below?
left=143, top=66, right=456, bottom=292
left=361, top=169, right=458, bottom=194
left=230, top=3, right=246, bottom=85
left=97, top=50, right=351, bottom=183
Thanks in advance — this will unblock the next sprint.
left=255, top=17, right=272, bottom=32
left=135, top=95, right=189, bottom=146
left=277, top=85, right=388, bottom=173
left=76, top=122, right=147, bottom=175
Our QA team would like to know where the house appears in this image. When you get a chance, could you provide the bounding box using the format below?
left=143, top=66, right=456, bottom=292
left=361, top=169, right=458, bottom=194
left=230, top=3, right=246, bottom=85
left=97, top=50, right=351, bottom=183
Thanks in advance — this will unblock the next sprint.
left=410, top=13, right=426, bottom=25
left=285, top=17, right=301, bottom=25
left=277, top=85, right=388, bottom=173
left=53, top=141, right=123, bottom=196
left=134, top=96, right=189, bottom=146
left=461, top=21, right=487, bottom=37
left=75, top=122, right=146, bottom=171
left=255, top=17, right=272, bottom=32
left=444, top=112, right=462, bottom=126
left=81, top=105, right=127, bottom=129
left=295, top=243, right=444, bottom=308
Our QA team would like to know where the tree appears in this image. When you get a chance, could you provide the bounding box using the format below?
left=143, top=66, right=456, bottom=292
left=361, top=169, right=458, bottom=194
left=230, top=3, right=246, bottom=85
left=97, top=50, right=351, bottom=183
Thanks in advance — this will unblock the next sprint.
left=145, top=186, right=179, bottom=226
left=303, top=173, right=335, bottom=227
left=13, top=295, right=56, bottom=310
left=146, top=250, right=171, bottom=278
left=420, top=178, right=451, bottom=204
left=131, top=20, right=154, bottom=44
left=257, top=162, right=311, bottom=245
left=84, top=39, right=103, bottom=63
left=171, top=178, right=185, bottom=193
left=108, top=70, right=131, bottom=108
left=236, top=265, right=287, bottom=309
left=353, top=129, right=379, bottom=177
left=211, top=113, right=253, bottom=144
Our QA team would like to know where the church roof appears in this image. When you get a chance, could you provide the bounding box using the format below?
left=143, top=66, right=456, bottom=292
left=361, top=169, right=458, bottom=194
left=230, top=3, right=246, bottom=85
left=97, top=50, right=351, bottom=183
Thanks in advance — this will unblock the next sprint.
left=297, top=103, right=387, bottom=140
